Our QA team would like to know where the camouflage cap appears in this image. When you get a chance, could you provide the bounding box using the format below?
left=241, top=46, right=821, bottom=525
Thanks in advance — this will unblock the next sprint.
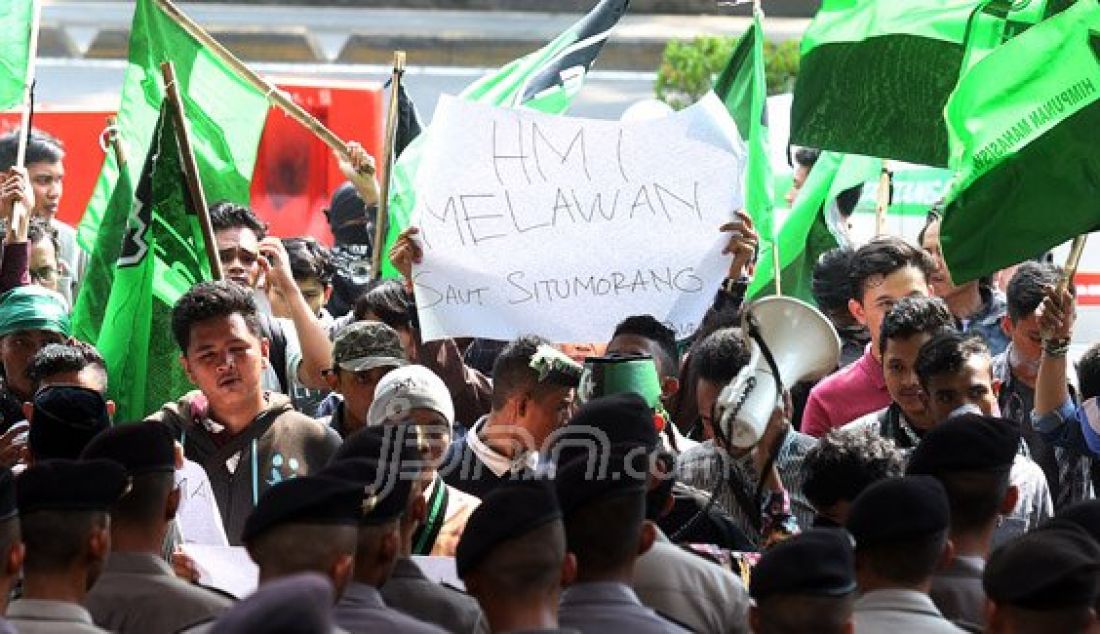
left=332, top=321, right=407, bottom=372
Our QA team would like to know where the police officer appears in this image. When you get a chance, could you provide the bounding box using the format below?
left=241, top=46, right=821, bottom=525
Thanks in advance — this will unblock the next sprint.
left=906, top=414, right=1021, bottom=628
left=846, top=475, right=964, bottom=633
left=322, top=457, right=445, bottom=633
left=749, top=529, right=857, bottom=633
left=456, top=478, right=571, bottom=633
left=210, top=573, right=336, bottom=634
left=555, top=451, right=689, bottom=633
left=81, top=422, right=233, bottom=632
left=8, top=459, right=129, bottom=633
left=984, top=522, right=1100, bottom=634
left=336, top=427, right=487, bottom=633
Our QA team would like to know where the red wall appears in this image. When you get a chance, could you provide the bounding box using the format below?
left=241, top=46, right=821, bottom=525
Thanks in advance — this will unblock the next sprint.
left=0, top=78, right=384, bottom=245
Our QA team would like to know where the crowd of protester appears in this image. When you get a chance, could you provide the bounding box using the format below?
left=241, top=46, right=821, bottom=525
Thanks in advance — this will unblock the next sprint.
left=0, top=127, right=1097, bottom=633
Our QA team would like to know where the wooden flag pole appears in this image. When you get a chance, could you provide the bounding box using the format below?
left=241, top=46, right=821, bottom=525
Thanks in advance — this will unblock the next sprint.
left=161, top=61, right=224, bottom=281
left=874, top=163, right=893, bottom=236
left=1058, top=234, right=1087, bottom=295
left=153, top=0, right=360, bottom=167
left=371, top=51, right=407, bottom=280
left=10, top=0, right=43, bottom=236
left=102, top=117, right=128, bottom=168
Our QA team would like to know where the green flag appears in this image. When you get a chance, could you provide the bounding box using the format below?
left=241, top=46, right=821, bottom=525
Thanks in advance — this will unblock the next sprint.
left=749, top=151, right=881, bottom=302
left=714, top=11, right=774, bottom=257
left=791, top=0, right=1049, bottom=167
left=380, top=0, right=630, bottom=278
left=83, top=103, right=213, bottom=421
left=77, top=0, right=268, bottom=252
left=941, top=0, right=1100, bottom=284
left=0, top=0, right=32, bottom=111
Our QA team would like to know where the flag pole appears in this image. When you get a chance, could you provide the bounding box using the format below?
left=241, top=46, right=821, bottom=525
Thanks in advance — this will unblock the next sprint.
left=874, top=162, right=892, bottom=236
left=153, top=0, right=360, bottom=166
left=372, top=51, right=406, bottom=280
left=161, top=61, right=224, bottom=281
left=11, top=0, right=43, bottom=232
left=1058, top=234, right=1087, bottom=295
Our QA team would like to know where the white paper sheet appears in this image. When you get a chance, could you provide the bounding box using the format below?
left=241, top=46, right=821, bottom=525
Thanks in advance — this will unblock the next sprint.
left=180, top=544, right=258, bottom=599
left=410, top=92, right=746, bottom=343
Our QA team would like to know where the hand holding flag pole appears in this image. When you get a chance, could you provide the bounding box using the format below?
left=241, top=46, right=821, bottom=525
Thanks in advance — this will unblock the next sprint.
left=10, top=0, right=43, bottom=237
left=372, top=51, right=407, bottom=280
left=153, top=0, right=361, bottom=169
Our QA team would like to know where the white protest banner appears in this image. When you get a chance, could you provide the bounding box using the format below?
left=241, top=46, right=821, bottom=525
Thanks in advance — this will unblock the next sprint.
left=409, top=92, right=746, bottom=343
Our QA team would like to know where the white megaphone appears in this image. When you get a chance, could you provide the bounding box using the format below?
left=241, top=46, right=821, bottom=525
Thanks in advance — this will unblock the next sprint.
left=716, top=296, right=841, bottom=448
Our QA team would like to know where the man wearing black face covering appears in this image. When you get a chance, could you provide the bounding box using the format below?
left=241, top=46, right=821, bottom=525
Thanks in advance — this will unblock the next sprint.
left=555, top=393, right=752, bottom=634
left=325, top=182, right=376, bottom=318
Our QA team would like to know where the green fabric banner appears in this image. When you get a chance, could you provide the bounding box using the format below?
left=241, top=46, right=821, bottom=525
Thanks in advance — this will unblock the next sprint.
left=77, top=0, right=268, bottom=252
left=380, top=0, right=630, bottom=279
left=791, top=0, right=1046, bottom=167
left=714, top=11, right=775, bottom=259
left=749, top=151, right=881, bottom=302
left=0, top=0, right=32, bottom=111
left=79, top=104, right=212, bottom=422
left=942, top=0, right=1100, bottom=283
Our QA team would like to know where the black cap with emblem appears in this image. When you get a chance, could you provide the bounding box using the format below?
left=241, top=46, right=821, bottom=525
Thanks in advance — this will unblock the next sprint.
left=241, top=476, right=364, bottom=544
left=318, top=457, right=412, bottom=526
left=17, top=459, right=130, bottom=514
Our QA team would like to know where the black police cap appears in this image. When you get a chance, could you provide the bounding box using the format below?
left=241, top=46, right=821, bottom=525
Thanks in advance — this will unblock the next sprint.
left=17, top=459, right=129, bottom=514
left=564, top=392, right=659, bottom=453
left=241, top=476, right=364, bottom=544
left=80, top=421, right=176, bottom=475
left=211, top=572, right=334, bottom=634
left=456, top=478, right=562, bottom=579
left=750, top=529, right=857, bottom=601
left=846, top=475, right=949, bottom=547
left=554, top=449, right=647, bottom=518
left=984, top=521, right=1100, bottom=610
left=30, top=385, right=111, bottom=460
left=907, top=414, right=1019, bottom=476
left=318, top=457, right=412, bottom=526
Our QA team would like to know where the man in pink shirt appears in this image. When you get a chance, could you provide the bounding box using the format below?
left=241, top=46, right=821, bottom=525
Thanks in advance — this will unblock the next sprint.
left=802, top=236, right=934, bottom=437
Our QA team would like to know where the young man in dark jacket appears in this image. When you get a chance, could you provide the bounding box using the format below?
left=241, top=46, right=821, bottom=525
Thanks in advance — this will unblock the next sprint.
left=147, top=281, right=341, bottom=545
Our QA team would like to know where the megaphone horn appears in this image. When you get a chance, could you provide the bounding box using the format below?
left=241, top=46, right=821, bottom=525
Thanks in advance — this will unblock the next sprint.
left=716, top=296, right=841, bottom=448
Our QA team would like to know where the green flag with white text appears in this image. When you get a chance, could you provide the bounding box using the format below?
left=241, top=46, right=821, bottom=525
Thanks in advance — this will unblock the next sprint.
left=941, top=0, right=1100, bottom=284
left=791, top=0, right=1051, bottom=167
left=380, top=0, right=631, bottom=278
left=0, top=0, right=32, bottom=111
left=84, top=104, right=212, bottom=421
left=78, top=0, right=268, bottom=252
left=715, top=11, right=774, bottom=260
left=749, top=151, right=881, bottom=302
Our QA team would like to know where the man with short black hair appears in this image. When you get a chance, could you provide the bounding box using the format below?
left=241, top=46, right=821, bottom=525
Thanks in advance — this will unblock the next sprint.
left=442, top=335, right=581, bottom=499
left=915, top=332, right=1053, bottom=542
left=148, top=281, right=341, bottom=544
left=984, top=523, right=1100, bottom=633
left=749, top=529, right=857, bottom=634
left=676, top=328, right=816, bottom=544
left=844, top=296, right=955, bottom=448
left=82, top=422, right=232, bottom=632
left=0, top=129, right=85, bottom=297
left=9, top=459, right=129, bottom=633
left=995, top=262, right=1091, bottom=507
left=803, top=236, right=934, bottom=437
left=906, top=414, right=1022, bottom=628
left=25, top=341, right=108, bottom=394
left=801, top=427, right=905, bottom=528
left=812, top=246, right=871, bottom=369
left=846, top=475, right=963, bottom=633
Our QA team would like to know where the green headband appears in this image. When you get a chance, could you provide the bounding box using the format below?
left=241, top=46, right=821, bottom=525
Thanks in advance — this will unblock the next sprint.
left=0, top=286, right=71, bottom=339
